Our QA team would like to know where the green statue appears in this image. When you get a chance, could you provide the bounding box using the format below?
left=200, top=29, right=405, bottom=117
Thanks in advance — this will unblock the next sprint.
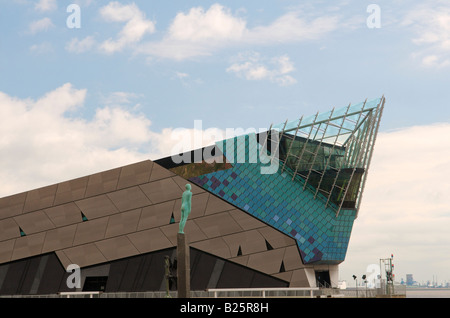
left=178, top=184, right=192, bottom=234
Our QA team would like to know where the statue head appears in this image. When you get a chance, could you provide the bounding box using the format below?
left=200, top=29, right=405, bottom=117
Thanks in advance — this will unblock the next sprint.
left=185, top=184, right=191, bottom=191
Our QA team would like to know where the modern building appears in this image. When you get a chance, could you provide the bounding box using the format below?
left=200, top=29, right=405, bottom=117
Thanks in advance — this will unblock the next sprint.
left=0, top=97, right=384, bottom=296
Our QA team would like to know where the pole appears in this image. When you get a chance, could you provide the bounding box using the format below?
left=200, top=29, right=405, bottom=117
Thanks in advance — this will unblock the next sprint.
left=164, top=256, right=171, bottom=298
left=365, top=281, right=368, bottom=298
left=177, top=232, right=190, bottom=298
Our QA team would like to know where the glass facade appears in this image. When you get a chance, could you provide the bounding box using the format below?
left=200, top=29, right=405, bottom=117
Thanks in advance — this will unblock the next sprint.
left=188, top=97, right=385, bottom=264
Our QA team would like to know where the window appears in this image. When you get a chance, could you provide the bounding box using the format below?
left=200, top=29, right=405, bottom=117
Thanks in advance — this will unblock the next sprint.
left=82, top=276, right=108, bottom=292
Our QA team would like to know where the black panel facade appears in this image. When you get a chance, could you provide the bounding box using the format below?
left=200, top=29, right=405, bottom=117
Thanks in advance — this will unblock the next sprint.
left=0, top=248, right=287, bottom=295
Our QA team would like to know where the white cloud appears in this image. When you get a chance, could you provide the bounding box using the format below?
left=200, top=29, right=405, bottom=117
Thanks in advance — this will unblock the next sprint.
left=29, top=42, right=54, bottom=54
left=168, top=4, right=247, bottom=43
left=341, top=123, right=450, bottom=284
left=98, top=1, right=155, bottom=54
left=65, top=36, right=96, bottom=54
left=137, top=3, right=339, bottom=60
left=421, top=54, right=450, bottom=68
left=99, top=91, right=141, bottom=109
left=69, top=3, right=338, bottom=59
left=0, top=84, right=148, bottom=196
left=34, top=0, right=57, bottom=12
left=65, top=36, right=96, bottom=53
left=0, top=84, right=224, bottom=197
left=246, top=11, right=339, bottom=44
left=403, top=2, right=450, bottom=68
left=137, top=3, right=245, bottom=60
left=175, top=72, right=189, bottom=80
left=227, top=52, right=297, bottom=86
left=29, top=17, right=54, bottom=34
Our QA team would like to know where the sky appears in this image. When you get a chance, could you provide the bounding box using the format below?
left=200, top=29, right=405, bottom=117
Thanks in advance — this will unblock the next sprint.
left=0, top=0, right=450, bottom=286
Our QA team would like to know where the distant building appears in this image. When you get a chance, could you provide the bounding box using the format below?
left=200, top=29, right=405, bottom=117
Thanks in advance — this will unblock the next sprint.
left=0, top=97, right=384, bottom=295
left=406, top=274, right=414, bottom=286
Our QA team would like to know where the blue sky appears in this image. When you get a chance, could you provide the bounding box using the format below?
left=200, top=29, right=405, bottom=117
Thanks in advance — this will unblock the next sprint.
left=1, top=0, right=450, bottom=286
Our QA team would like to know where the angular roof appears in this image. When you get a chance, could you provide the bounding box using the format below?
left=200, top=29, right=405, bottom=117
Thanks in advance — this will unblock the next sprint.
left=270, top=97, right=385, bottom=216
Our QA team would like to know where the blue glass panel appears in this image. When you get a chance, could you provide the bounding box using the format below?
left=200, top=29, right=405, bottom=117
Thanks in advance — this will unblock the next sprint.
left=189, top=144, right=356, bottom=264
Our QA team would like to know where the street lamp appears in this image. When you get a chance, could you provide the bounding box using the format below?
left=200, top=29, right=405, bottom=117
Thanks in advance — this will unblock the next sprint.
left=362, top=275, right=368, bottom=297
left=352, top=275, right=358, bottom=298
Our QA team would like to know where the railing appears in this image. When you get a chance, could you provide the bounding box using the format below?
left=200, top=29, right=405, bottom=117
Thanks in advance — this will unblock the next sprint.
left=1, top=288, right=322, bottom=298
left=60, top=291, right=102, bottom=298
left=207, top=287, right=320, bottom=298
left=338, top=284, right=406, bottom=298
left=5, top=286, right=401, bottom=298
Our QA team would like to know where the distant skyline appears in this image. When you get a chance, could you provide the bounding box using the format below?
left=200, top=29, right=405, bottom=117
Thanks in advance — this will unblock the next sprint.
left=1, top=0, right=449, bottom=285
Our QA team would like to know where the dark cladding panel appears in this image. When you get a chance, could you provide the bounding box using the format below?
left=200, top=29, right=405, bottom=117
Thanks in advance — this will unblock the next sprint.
left=137, top=201, right=175, bottom=231
left=0, top=239, right=15, bottom=264
left=38, top=253, right=67, bottom=294
left=126, top=253, right=153, bottom=292
left=74, top=195, right=118, bottom=220
left=13, top=210, right=55, bottom=235
left=116, top=256, right=141, bottom=292
left=127, top=227, right=173, bottom=254
left=0, top=247, right=289, bottom=295
left=104, top=248, right=174, bottom=293
left=22, top=184, right=58, bottom=214
left=216, top=261, right=255, bottom=288
left=0, top=258, right=27, bottom=295
left=0, top=253, right=68, bottom=296
left=0, top=218, right=20, bottom=241
left=204, top=194, right=235, bottom=215
left=10, top=232, right=46, bottom=261
left=62, top=243, right=108, bottom=268
left=0, top=192, right=27, bottom=219
left=41, top=224, right=77, bottom=253
left=149, top=163, right=175, bottom=182
left=106, top=186, right=152, bottom=212
left=105, top=208, right=142, bottom=238
left=139, top=250, right=168, bottom=291
left=72, top=218, right=109, bottom=246
left=116, top=160, right=153, bottom=190
left=16, top=255, right=41, bottom=294
left=104, top=257, right=128, bottom=292
left=216, top=259, right=287, bottom=289
left=139, top=178, right=181, bottom=204
left=172, top=176, right=205, bottom=195
left=193, top=211, right=243, bottom=239
left=189, top=249, right=217, bottom=291
left=251, top=271, right=289, bottom=288
left=53, top=176, right=89, bottom=206
left=44, top=202, right=82, bottom=228
left=189, top=192, right=209, bottom=219
left=85, top=167, right=121, bottom=198
left=94, top=236, right=140, bottom=262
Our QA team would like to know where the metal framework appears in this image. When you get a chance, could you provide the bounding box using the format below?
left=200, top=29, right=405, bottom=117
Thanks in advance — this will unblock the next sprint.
left=265, top=97, right=385, bottom=217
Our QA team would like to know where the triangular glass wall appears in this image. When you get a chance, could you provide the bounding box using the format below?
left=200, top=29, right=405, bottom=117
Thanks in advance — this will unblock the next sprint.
left=268, top=97, right=385, bottom=217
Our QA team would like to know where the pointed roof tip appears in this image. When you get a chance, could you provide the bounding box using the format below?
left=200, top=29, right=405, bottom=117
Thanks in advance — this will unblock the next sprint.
left=272, top=97, right=382, bottom=132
